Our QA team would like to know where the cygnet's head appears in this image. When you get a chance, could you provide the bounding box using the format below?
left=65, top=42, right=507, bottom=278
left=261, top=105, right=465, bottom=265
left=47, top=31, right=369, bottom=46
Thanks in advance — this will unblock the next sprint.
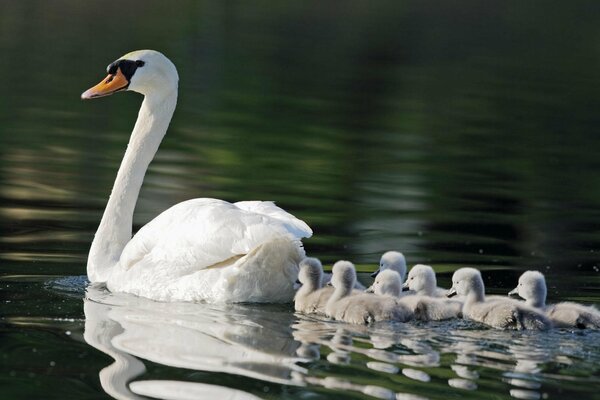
left=330, top=260, right=357, bottom=291
left=372, top=251, right=407, bottom=280
left=82, top=50, right=178, bottom=99
left=404, top=264, right=436, bottom=293
left=509, top=270, right=547, bottom=304
left=368, top=269, right=402, bottom=297
left=297, top=258, right=324, bottom=288
left=447, top=267, right=484, bottom=298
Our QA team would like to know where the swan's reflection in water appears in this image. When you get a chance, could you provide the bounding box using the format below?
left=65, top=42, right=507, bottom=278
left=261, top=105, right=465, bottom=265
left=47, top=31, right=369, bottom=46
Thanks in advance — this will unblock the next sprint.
left=83, top=283, right=600, bottom=400
left=84, top=284, right=305, bottom=399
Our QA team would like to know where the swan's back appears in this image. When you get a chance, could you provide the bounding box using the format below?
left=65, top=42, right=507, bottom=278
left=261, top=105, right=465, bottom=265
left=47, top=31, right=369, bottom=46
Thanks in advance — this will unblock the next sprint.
left=327, top=293, right=413, bottom=324
left=547, top=302, right=600, bottom=329
left=295, top=287, right=335, bottom=314
left=466, top=300, right=551, bottom=330
left=411, top=297, right=463, bottom=321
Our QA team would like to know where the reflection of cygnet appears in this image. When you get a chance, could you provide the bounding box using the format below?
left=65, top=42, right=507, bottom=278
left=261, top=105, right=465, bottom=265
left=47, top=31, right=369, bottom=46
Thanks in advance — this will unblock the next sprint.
left=326, top=261, right=413, bottom=324
left=403, top=264, right=448, bottom=297
left=509, top=270, right=600, bottom=329
left=368, top=270, right=461, bottom=321
left=371, top=251, right=407, bottom=281
left=294, top=258, right=333, bottom=315
left=448, top=268, right=552, bottom=330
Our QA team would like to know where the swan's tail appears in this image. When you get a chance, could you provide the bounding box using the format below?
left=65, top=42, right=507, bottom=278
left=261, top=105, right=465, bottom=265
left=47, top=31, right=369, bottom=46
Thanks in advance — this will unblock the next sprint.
left=219, top=236, right=305, bottom=303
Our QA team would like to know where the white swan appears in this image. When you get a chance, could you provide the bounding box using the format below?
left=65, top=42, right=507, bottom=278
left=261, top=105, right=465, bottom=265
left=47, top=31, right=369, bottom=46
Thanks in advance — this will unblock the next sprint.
left=326, top=261, right=413, bottom=324
left=402, top=264, right=448, bottom=297
left=371, top=251, right=407, bottom=281
left=447, top=268, right=552, bottom=330
left=294, top=258, right=333, bottom=314
left=82, top=50, right=312, bottom=303
left=368, top=269, right=462, bottom=321
left=509, top=270, right=600, bottom=329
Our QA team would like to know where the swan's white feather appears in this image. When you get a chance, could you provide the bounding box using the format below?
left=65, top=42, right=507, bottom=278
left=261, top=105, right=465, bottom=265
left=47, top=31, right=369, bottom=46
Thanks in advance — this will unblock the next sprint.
left=108, top=198, right=311, bottom=303
left=85, top=50, right=313, bottom=304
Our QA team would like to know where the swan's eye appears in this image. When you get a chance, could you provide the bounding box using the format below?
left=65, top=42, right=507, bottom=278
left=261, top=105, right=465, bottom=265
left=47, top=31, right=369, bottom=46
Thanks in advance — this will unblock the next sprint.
left=136, top=60, right=145, bottom=67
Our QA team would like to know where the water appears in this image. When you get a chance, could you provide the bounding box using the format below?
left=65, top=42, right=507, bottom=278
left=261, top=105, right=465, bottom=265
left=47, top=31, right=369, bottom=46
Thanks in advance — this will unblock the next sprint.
left=1, top=1, right=600, bottom=399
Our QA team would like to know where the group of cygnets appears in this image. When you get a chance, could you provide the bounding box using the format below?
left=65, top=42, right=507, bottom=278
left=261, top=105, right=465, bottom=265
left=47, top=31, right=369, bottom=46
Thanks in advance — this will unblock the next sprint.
left=294, top=251, right=600, bottom=330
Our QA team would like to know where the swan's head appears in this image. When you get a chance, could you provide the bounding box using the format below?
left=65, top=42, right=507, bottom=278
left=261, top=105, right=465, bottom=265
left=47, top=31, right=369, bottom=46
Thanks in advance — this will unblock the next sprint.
left=509, top=270, right=546, bottom=302
left=82, top=50, right=178, bottom=99
left=447, top=267, right=483, bottom=298
left=330, top=260, right=356, bottom=291
left=371, top=251, right=406, bottom=280
left=404, top=264, right=436, bottom=293
left=297, top=257, right=324, bottom=288
left=368, top=269, right=402, bottom=297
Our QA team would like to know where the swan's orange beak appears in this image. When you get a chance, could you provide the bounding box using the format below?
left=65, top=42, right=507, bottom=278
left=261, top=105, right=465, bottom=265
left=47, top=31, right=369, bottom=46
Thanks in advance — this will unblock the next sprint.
left=81, top=68, right=129, bottom=100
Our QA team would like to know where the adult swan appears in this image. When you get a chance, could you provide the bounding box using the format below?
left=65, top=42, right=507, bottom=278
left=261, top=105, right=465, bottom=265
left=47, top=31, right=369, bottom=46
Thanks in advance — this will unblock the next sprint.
left=82, top=50, right=312, bottom=303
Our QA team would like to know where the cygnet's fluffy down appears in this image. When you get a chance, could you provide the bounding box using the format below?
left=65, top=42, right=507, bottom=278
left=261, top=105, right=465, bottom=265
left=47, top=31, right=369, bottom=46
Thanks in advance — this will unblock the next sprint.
left=294, top=258, right=334, bottom=315
left=448, top=268, right=552, bottom=330
left=371, top=251, right=407, bottom=281
left=509, top=270, right=600, bottom=329
left=321, top=272, right=366, bottom=290
left=326, top=261, right=413, bottom=324
left=403, top=264, right=449, bottom=297
left=369, top=269, right=461, bottom=321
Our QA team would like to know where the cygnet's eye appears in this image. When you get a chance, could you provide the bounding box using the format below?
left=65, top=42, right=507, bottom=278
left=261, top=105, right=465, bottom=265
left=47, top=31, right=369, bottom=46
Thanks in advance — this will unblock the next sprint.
left=410, top=277, right=414, bottom=280
left=136, top=60, right=145, bottom=67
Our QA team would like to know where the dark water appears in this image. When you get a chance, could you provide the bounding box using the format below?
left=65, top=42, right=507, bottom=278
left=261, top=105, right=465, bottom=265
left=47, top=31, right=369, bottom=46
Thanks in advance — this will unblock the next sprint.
left=1, top=1, right=600, bottom=399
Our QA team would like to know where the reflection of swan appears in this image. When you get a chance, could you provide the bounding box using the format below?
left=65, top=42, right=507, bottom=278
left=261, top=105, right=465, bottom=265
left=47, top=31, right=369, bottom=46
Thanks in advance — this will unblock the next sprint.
left=129, top=381, right=263, bottom=400
left=83, top=285, right=306, bottom=399
left=509, top=271, right=600, bottom=329
left=81, top=50, right=312, bottom=303
left=448, top=268, right=551, bottom=330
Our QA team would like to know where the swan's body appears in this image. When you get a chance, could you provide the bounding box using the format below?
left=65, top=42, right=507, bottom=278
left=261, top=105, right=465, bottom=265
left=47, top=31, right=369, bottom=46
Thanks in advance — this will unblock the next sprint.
left=509, top=271, right=600, bottom=329
left=369, top=269, right=461, bottom=321
left=326, top=261, right=413, bottom=324
left=448, top=268, right=552, bottom=330
left=83, top=50, right=311, bottom=303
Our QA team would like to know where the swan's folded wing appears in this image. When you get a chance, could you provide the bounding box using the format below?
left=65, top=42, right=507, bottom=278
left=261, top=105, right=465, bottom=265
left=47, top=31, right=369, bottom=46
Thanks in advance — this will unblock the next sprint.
left=234, top=201, right=313, bottom=238
left=119, top=198, right=310, bottom=274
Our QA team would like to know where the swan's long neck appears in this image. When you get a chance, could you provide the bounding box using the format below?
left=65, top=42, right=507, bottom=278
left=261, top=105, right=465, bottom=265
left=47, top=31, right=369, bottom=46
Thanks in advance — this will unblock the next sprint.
left=87, top=89, right=177, bottom=282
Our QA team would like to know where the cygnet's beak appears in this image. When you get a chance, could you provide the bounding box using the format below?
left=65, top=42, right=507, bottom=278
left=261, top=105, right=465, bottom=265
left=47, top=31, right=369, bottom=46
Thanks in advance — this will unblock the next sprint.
left=365, top=286, right=374, bottom=293
left=81, top=68, right=129, bottom=100
left=446, top=287, right=457, bottom=298
left=401, top=280, right=410, bottom=291
left=508, top=287, right=518, bottom=296
left=370, top=268, right=380, bottom=278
